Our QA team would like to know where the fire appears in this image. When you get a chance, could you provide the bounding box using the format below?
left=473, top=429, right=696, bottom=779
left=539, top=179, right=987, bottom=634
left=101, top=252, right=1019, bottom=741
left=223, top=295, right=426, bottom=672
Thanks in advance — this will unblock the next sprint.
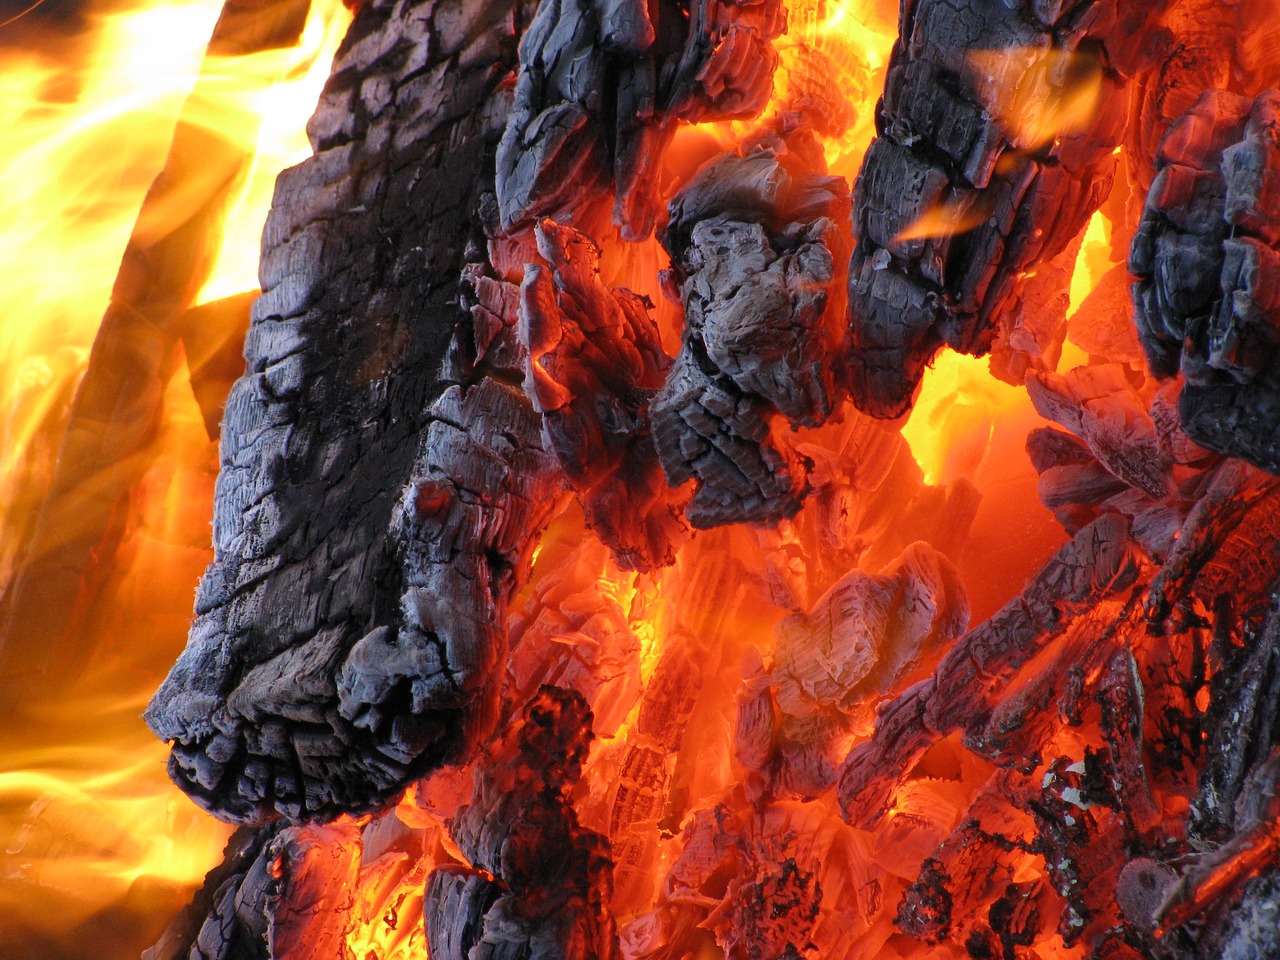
left=0, top=0, right=348, bottom=954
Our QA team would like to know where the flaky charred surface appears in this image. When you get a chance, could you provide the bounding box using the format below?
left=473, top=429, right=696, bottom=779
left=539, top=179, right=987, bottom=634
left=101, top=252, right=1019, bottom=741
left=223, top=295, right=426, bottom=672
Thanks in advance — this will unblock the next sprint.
left=847, top=0, right=1172, bottom=417
left=1131, top=88, right=1280, bottom=473
left=425, top=687, right=617, bottom=960
left=652, top=134, right=851, bottom=527
left=737, top=541, right=968, bottom=799
left=518, top=219, right=689, bottom=571
left=497, top=0, right=784, bottom=239
left=145, top=826, right=277, bottom=960
left=146, top=0, right=542, bottom=823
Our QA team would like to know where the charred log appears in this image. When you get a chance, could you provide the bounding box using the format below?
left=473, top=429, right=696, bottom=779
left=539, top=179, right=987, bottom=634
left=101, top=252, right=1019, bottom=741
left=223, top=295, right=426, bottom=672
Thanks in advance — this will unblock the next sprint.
left=1131, top=88, right=1280, bottom=473
left=146, top=0, right=542, bottom=823
left=847, top=0, right=1171, bottom=417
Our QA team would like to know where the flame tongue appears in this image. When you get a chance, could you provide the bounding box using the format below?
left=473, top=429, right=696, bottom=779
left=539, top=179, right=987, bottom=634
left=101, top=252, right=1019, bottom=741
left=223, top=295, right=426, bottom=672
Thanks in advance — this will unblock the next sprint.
left=0, top=0, right=347, bottom=954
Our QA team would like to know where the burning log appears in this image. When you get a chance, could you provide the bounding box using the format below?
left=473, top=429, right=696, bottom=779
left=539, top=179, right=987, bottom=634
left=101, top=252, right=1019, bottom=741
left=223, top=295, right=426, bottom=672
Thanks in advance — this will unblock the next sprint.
left=1131, top=87, right=1280, bottom=473
left=145, top=0, right=536, bottom=823
left=846, top=0, right=1172, bottom=417
left=497, top=0, right=785, bottom=239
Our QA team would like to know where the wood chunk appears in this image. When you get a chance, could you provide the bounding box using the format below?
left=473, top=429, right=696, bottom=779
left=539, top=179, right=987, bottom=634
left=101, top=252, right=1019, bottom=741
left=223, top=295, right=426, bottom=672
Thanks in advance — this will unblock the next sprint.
left=1131, top=88, right=1280, bottom=472
left=1189, top=586, right=1280, bottom=844
left=846, top=0, right=1173, bottom=417
left=146, top=0, right=551, bottom=823
left=427, top=687, right=617, bottom=960
left=519, top=219, right=689, bottom=570
left=1025, top=364, right=1174, bottom=500
left=652, top=136, right=851, bottom=527
left=749, top=543, right=968, bottom=798
left=837, top=512, right=1145, bottom=829
left=497, top=0, right=784, bottom=238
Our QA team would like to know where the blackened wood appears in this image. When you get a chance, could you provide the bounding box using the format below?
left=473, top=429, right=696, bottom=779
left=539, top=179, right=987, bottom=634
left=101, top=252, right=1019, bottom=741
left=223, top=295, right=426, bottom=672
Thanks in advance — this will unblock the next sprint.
left=425, top=687, right=617, bottom=960
left=1189, top=586, right=1280, bottom=844
left=143, top=826, right=278, bottom=960
left=1131, top=88, right=1280, bottom=473
left=518, top=219, right=688, bottom=571
left=146, top=0, right=543, bottom=823
left=496, top=0, right=785, bottom=239
left=846, top=0, right=1171, bottom=417
left=651, top=133, right=851, bottom=527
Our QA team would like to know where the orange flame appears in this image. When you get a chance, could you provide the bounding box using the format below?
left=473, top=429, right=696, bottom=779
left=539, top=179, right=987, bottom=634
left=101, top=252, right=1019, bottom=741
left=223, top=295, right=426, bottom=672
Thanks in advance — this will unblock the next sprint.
left=0, top=0, right=349, bottom=954
left=966, top=47, right=1105, bottom=152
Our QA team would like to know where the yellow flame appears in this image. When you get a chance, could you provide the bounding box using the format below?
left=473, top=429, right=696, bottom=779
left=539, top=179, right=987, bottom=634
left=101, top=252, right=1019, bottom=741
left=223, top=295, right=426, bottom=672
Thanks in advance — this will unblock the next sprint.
left=901, top=352, right=1026, bottom=486
left=967, top=47, right=1104, bottom=152
left=894, top=196, right=991, bottom=244
left=1067, top=209, right=1113, bottom=313
left=0, top=0, right=349, bottom=952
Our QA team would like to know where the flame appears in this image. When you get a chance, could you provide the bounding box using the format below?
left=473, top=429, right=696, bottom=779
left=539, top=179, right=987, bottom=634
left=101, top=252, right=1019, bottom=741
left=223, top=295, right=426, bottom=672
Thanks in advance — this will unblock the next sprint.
left=901, top=353, right=1027, bottom=487
left=0, top=0, right=349, bottom=953
left=967, top=47, right=1105, bottom=152
left=894, top=196, right=992, bottom=244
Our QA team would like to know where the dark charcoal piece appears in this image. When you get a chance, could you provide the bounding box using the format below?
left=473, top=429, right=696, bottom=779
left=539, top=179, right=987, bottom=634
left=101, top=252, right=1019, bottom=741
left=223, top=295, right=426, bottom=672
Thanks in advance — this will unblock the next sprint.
left=144, top=826, right=278, bottom=960
left=846, top=0, right=1171, bottom=417
left=1189, top=585, right=1280, bottom=844
left=1130, top=88, right=1280, bottom=473
left=651, top=133, right=851, bottom=527
left=425, top=687, right=617, bottom=960
left=518, top=219, right=688, bottom=571
left=497, top=0, right=784, bottom=239
left=146, top=0, right=548, bottom=824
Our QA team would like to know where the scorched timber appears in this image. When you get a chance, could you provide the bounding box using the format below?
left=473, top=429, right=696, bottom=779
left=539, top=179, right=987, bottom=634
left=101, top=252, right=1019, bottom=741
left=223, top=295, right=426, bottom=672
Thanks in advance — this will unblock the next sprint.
left=146, top=0, right=542, bottom=824
left=846, top=0, right=1173, bottom=417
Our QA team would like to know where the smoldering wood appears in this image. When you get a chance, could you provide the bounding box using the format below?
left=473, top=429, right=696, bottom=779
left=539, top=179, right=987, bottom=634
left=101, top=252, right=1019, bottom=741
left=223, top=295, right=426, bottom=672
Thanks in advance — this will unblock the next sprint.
left=496, top=0, right=785, bottom=239
left=144, top=826, right=277, bottom=960
left=845, top=0, right=1172, bottom=417
left=1131, top=88, right=1280, bottom=473
left=737, top=541, right=968, bottom=799
left=0, top=0, right=311, bottom=713
left=424, top=687, right=616, bottom=960
left=146, top=0, right=542, bottom=824
left=518, top=219, right=688, bottom=571
left=650, top=133, right=851, bottom=527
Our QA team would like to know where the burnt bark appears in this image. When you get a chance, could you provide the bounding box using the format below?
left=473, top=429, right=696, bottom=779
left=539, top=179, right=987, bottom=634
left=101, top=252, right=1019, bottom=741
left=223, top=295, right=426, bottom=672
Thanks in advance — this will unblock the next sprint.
left=146, top=0, right=541, bottom=823
left=1130, top=88, right=1280, bottom=473
left=846, top=0, right=1172, bottom=417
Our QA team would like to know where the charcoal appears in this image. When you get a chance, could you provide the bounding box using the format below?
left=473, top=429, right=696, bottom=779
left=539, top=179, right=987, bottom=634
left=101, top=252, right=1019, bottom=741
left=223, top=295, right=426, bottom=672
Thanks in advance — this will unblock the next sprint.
left=1131, top=88, right=1280, bottom=473
left=146, top=0, right=547, bottom=824
left=426, top=687, right=617, bottom=960
left=518, top=219, right=688, bottom=570
left=652, top=134, right=851, bottom=527
left=497, top=0, right=784, bottom=239
left=846, top=0, right=1173, bottom=417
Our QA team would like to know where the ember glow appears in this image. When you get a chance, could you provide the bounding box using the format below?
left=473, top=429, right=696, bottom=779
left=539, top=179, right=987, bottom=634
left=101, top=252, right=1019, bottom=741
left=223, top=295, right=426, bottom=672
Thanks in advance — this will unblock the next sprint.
left=12, top=0, right=1280, bottom=958
left=0, top=0, right=348, bottom=954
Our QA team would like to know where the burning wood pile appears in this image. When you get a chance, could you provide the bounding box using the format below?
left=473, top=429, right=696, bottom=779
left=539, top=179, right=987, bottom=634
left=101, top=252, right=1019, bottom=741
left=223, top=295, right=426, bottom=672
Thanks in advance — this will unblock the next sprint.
left=34, top=0, right=1280, bottom=956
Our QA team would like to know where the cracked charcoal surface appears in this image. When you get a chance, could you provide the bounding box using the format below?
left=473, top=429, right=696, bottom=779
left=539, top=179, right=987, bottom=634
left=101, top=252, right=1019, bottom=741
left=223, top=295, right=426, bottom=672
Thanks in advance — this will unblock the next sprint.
left=496, top=0, right=785, bottom=239
left=145, top=0, right=551, bottom=824
left=1131, top=88, right=1280, bottom=473
left=846, top=0, right=1172, bottom=417
left=651, top=135, right=851, bottom=528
